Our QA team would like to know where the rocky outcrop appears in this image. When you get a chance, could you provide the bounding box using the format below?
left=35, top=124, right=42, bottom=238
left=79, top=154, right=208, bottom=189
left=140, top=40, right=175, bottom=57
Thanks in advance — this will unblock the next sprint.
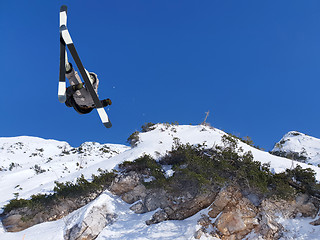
left=3, top=155, right=320, bottom=239
left=145, top=191, right=217, bottom=225
left=2, top=193, right=100, bottom=232
left=260, top=194, right=318, bottom=220
left=2, top=192, right=117, bottom=239
left=194, top=186, right=320, bottom=240
left=270, top=150, right=307, bottom=162
left=1, top=214, right=27, bottom=233
left=109, top=171, right=141, bottom=196
left=194, top=186, right=259, bottom=240
left=310, top=217, right=320, bottom=226
left=64, top=193, right=117, bottom=240
left=109, top=170, right=219, bottom=225
left=3, top=168, right=320, bottom=239
left=107, top=167, right=320, bottom=239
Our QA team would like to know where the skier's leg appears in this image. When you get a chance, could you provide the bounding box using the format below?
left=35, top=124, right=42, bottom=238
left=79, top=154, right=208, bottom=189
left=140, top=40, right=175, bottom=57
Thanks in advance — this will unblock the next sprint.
left=88, top=72, right=99, bottom=92
left=65, top=63, right=82, bottom=86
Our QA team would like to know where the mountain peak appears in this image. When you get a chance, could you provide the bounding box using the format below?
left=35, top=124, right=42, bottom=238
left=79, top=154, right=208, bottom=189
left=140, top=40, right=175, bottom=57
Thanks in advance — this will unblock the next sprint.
left=285, top=131, right=305, bottom=137
left=271, top=131, right=320, bottom=166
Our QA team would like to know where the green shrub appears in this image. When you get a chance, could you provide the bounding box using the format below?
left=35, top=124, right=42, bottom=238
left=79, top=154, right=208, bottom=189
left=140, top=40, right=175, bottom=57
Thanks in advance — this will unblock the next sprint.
left=32, top=164, right=46, bottom=174
left=157, top=140, right=319, bottom=198
left=267, top=172, right=295, bottom=199
left=227, top=133, right=263, bottom=150
left=90, top=170, right=116, bottom=192
left=221, top=134, right=238, bottom=151
left=3, top=170, right=117, bottom=213
left=284, top=165, right=318, bottom=194
left=4, top=199, right=29, bottom=212
left=119, top=154, right=165, bottom=181
left=127, top=123, right=157, bottom=147
left=53, top=175, right=91, bottom=198
left=53, top=171, right=116, bottom=198
left=141, top=122, right=156, bottom=132
left=127, top=131, right=140, bottom=147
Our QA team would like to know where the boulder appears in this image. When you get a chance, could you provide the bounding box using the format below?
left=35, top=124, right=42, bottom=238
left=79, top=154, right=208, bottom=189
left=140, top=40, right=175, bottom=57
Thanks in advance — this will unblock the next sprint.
left=130, top=201, right=146, bottom=214
left=109, top=171, right=141, bottom=195
left=121, top=184, right=147, bottom=204
left=197, top=186, right=259, bottom=240
left=213, top=186, right=258, bottom=239
left=256, top=194, right=318, bottom=240
left=310, top=217, right=320, bottom=226
left=64, top=193, right=117, bottom=240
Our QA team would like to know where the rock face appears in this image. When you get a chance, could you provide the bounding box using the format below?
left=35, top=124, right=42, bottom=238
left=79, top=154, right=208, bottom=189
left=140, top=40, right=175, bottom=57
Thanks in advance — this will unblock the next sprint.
left=109, top=170, right=218, bottom=225
left=145, top=191, right=217, bottom=225
left=260, top=194, right=318, bottom=220
left=199, top=186, right=260, bottom=240
left=310, top=217, right=320, bottom=226
left=1, top=193, right=100, bottom=232
left=64, top=193, right=117, bottom=240
left=109, top=171, right=141, bottom=196
left=107, top=167, right=320, bottom=240
left=194, top=186, right=320, bottom=240
left=1, top=215, right=27, bottom=233
left=2, top=192, right=117, bottom=239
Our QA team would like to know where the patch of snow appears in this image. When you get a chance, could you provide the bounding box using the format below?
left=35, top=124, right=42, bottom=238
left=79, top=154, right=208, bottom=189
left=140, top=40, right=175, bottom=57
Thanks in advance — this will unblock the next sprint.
left=278, top=216, right=320, bottom=240
left=143, top=175, right=156, bottom=183
left=162, top=165, right=174, bottom=178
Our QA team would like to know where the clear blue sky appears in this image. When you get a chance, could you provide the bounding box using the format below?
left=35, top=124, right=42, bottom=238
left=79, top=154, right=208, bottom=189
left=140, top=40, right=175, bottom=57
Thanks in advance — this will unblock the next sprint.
left=1, top=0, right=320, bottom=150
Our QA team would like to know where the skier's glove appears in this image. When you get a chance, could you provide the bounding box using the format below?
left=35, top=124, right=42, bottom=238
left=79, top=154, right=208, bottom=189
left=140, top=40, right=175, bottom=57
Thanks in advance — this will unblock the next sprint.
left=106, top=98, right=112, bottom=105
left=101, top=98, right=112, bottom=107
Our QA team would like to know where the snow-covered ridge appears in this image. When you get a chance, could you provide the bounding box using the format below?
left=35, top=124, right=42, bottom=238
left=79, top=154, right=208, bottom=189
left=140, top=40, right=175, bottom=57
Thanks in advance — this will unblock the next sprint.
left=272, top=131, right=320, bottom=166
left=133, top=124, right=320, bottom=180
left=0, top=136, right=129, bottom=207
left=1, top=127, right=320, bottom=205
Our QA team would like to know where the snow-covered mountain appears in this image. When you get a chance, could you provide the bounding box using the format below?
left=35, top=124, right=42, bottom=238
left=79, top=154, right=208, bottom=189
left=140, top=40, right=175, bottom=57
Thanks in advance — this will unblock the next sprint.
left=0, top=136, right=129, bottom=208
left=271, top=131, right=320, bottom=166
left=1, top=124, right=320, bottom=240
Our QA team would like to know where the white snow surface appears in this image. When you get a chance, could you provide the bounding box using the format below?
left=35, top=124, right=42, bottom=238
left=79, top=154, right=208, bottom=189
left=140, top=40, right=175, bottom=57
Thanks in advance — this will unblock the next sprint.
left=1, top=124, right=320, bottom=240
left=272, top=131, right=320, bottom=166
left=0, top=136, right=129, bottom=208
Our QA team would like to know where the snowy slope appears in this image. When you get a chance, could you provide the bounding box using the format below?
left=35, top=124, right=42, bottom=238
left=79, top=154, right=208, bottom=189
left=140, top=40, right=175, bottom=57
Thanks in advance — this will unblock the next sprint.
left=0, top=136, right=129, bottom=208
left=272, top=131, right=320, bottom=166
left=1, top=124, right=320, bottom=240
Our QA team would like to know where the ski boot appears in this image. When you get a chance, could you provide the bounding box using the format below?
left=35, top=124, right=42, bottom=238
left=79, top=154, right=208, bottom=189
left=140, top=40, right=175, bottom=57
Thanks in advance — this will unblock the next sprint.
left=66, top=62, right=73, bottom=73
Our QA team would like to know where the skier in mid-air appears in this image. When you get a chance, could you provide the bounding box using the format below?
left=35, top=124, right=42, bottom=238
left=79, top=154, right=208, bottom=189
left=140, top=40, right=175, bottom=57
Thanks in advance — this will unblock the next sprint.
left=64, top=62, right=112, bottom=114
left=59, top=4, right=112, bottom=128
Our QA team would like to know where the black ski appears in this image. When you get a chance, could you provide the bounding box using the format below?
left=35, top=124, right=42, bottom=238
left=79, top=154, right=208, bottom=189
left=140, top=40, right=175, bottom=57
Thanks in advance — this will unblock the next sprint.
left=59, top=6, right=112, bottom=128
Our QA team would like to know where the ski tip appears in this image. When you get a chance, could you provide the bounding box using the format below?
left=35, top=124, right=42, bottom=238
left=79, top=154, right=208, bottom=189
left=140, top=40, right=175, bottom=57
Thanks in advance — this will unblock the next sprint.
left=104, top=121, right=112, bottom=128
left=58, top=95, right=67, bottom=103
left=60, top=5, right=67, bottom=13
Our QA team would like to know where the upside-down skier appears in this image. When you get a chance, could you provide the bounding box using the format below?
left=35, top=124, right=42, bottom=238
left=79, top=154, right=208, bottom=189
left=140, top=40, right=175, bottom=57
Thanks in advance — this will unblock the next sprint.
left=59, top=4, right=112, bottom=128
left=64, top=62, right=112, bottom=114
